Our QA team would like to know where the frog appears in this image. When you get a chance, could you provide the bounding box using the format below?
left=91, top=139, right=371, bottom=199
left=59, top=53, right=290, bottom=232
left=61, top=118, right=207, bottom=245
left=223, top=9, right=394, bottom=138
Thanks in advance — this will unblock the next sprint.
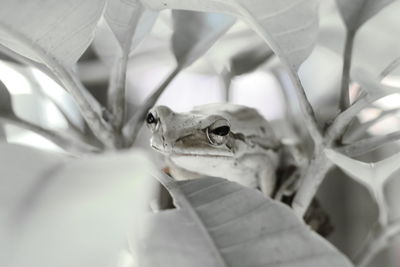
left=145, top=103, right=282, bottom=196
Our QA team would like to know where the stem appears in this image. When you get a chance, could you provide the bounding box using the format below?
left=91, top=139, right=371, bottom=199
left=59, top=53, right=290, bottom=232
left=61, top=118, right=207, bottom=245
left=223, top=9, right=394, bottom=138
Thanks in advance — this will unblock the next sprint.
left=292, top=150, right=332, bottom=216
left=107, top=6, right=143, bottom=132
left=339, top=30, right=355, bottom=111
left=286, top=70, right=323, bottom=146
left=0, top=21, right=116, bottom=148
left=326, top=93, right=383, bottom=145
left=271, top=68, right=303, bottom=137
left=343, top=108, right=400, bottom=144
left=355, top=222, right=400, bottom=267
left=108, top=53, right=129, bottom=131
left=123, top=66, right=181, bottom=146
left=0, top=115, right=100, bottom=153
left=380, top=56, right=400, bottom=81
left=220, top=68, right=232, bottom=102
left=339, top=131, right=400, bottom=157
left=51, top=66, right=117, bottom=148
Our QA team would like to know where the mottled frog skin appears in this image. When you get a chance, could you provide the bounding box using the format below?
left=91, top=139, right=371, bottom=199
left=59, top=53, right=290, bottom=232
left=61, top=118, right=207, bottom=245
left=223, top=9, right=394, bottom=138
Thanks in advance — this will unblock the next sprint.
left=146, top=103, right=281, bottom=196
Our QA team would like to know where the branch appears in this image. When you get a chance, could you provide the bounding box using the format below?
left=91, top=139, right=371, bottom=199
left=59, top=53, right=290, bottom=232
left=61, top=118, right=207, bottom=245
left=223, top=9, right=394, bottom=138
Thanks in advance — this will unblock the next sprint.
left=343, top=108, right=400, bottom=144
left=123, top=66, right=180, bottom=147
left=339, top=131, right=400, bottom=157
left=355, top=222, right=400, bottom=267
left=0, top=115, right=101, bottom=153
left=339, top=30, right=355, bottom=111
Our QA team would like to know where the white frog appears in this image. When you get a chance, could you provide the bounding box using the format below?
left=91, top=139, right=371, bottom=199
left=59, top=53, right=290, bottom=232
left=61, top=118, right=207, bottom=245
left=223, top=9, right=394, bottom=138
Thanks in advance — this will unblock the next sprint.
left=145, top=103, right=282, bottom=196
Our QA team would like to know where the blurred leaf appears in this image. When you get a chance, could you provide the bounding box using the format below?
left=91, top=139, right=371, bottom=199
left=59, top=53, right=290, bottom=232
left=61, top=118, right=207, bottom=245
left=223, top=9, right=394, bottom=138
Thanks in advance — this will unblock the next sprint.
left=335, top=0, right=394, bottom=31
left=0, top=143, right=156, bottom=267
left=148, top=0, right=320, bottom=71
left=353, top=68, right=399, bottom=97
left=0, top=80, right=13, bottom=116
left=94, top=2, right=158, bottom=65
left=172, top=10, right=235, bottom=68
left=319, top=2, right=400, bottom=79
left=135, top=175, right=353, bottom=267
left=229, top=44, right=274, bottom=76
left=0, top=0, right=106, bottom=67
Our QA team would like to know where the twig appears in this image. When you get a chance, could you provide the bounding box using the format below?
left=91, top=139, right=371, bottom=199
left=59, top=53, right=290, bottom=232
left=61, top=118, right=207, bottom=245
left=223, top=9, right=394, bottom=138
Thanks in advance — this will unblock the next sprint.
left=339, top=131, right=400, bottom=157
left=355, top=221, right=400, bottom=267
left=0, top=115, right=100, bottom=153
left=123, top=66, right=180, bottom=147
left=339, top=30, right=355, bottom=111
left=343, top=108, right=400, bottom=144
left=0, top=21, right=116, bottom=148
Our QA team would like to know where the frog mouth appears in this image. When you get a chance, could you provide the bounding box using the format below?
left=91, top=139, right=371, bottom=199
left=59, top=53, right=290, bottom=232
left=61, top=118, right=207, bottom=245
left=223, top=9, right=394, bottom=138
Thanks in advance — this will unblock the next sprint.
left=151, top=144, right=233, bottom=158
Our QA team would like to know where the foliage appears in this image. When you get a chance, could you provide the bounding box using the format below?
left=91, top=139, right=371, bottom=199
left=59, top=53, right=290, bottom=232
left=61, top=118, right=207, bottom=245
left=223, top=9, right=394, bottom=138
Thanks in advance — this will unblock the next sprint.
left=0, top=0, right=400, bottom=266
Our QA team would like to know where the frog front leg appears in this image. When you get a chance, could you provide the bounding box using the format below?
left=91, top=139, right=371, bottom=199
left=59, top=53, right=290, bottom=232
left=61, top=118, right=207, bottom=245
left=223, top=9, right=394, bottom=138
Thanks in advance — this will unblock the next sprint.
left=258, top=161, right=277, bottom=197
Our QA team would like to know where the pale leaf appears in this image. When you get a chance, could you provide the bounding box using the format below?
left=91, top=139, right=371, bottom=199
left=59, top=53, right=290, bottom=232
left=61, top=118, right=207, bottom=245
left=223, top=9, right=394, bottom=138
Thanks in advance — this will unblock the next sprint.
left=325, top=149, right=400, bottom=199
left=0, top=143, right=156, bottom=267
left=319, top=2, right=400, bottom=79
left=229, top=44, right=273, bottom=76
left=0, top=0, right=106, bottom=67
left=171, top=10, right=235, bottom=68
left=143, top=0, right=319, bottom=71
left=134, top=175, right=353, bottom=267
left=0, top=80, right=13, bottom=116
left=325, top=148, right=400, bottom=224
left=335, top=0, right=394, bottom=31
left=94, top=1, right=157, bottom=65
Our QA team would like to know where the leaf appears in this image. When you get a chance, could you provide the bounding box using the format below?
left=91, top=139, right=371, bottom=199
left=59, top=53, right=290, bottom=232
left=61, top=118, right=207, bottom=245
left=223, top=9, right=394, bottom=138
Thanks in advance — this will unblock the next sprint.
left=325, top=149, right=400, bottom=224
left=0, top=80, right=13, bottom=116
left=335, top=0, right=395, bottom=31
left=94, top=1, right=158, bottom=65
left=0, top=143, right=156, bottom=267
left=229, top=43, right=274, bottom=76
left=144, top=0, right=319, bottom=71
left=171, top=10, right=235, bottom=68
left=0, top=0, right=106, bottom=67
left=134, top=175, right=354, bottom=267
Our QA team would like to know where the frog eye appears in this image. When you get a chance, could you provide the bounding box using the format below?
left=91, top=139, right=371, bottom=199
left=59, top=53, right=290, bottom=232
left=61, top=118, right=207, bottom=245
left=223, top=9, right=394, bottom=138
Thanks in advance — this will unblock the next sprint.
left=145, top=111, right=159, bottom=131
left=211, top=125, right=230, bottom=136
left=206, top=119, right=230, bottom=145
